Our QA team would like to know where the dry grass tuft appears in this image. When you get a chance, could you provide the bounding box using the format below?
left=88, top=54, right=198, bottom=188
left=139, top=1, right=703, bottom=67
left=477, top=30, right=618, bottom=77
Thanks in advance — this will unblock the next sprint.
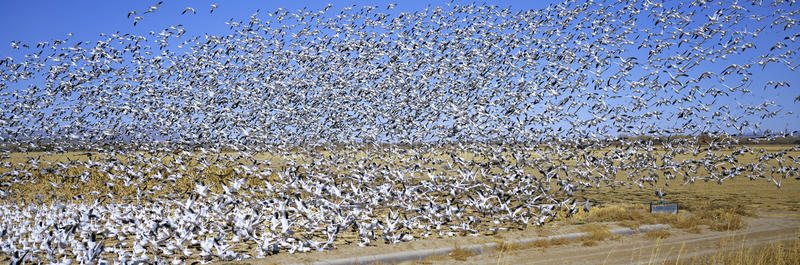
left=618, top=220, right=641, bottom=230
left=413, top=254, right=449, bottom=264
left=686, top=226, right=703, bottom=234
left=549, top=237, right=571, bottom=246
left=578, top=202, right=749, bottom=234
left=528, top=239, right=551, bottom=248
left=578, top=224, right=618, bottom=241
left=709, top=211, right=742, bottom=231
left=643, top=229, right=671, bottom=240
left=686, top=201, right=749, bottom=231
left=672, top=233, right=800, bottom=265
left=494, top=240, right=524, bottom=252
left=708, top=211, right=745, bottom=231
left=671, top=214, right=703, bottom=229
left=448, top=246, right=477, bottom=261
left=686, top=201, right=755, bottom=217
left=583, top=205, right=638, bottom=223
left=494, top=235, right=576, bottom=253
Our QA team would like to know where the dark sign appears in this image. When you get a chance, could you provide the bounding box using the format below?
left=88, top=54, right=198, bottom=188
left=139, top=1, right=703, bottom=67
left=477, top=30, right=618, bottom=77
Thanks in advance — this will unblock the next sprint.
left=650, top=201, right=678, bottom=214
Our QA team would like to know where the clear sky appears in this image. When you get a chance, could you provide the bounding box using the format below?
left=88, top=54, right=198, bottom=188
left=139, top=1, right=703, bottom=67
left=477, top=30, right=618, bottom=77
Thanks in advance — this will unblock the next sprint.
left=1, top=0, right=798, bottom=140
left=0, top=1, right=551, bottom=52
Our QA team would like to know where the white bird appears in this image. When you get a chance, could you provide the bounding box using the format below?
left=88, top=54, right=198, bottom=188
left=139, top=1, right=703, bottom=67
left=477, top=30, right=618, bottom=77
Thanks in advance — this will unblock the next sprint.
left=182, top=7, right=195, bottom=15
left=0, top=1, right=797, bottom=263
left=143, top=1, right=163, bottom=14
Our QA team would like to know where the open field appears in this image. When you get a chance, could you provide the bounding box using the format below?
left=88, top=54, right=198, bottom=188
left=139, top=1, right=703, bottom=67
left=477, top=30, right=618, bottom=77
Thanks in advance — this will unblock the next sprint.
left=1, top=143, right=798, bottom=264
left=2, top=143, right=797, bottom=204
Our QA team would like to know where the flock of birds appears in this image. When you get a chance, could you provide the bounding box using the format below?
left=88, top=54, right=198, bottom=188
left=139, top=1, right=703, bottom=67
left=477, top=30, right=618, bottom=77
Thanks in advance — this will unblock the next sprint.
left=129, top=2, right=221, bottom=26
left=1, top=0, right=800, bottom=264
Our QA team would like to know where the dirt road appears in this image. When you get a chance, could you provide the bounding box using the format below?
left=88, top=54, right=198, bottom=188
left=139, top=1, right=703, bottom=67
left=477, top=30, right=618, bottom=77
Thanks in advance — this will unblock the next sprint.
left=232, top=211, right=800, bottom=265
left=458, top=212, right=800, bottom=265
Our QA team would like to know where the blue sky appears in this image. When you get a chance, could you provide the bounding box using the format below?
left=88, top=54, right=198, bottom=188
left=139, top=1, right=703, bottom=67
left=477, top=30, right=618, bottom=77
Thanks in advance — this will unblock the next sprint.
left=0, top=1, right=551, bottom=52
left=1, top=0, right=799, bottom=140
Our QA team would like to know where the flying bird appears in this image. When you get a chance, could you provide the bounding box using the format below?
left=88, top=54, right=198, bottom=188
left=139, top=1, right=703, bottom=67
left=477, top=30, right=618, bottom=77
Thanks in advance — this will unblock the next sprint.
left=0, top=1, right=797, bottom=263
left=182, top=7, right=196, bottom=15
left=143, top=1, right=163, bottom=14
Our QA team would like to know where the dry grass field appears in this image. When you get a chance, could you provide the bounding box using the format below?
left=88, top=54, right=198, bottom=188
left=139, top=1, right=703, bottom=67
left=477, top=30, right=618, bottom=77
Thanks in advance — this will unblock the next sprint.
left=1, top=144, right=798, bottom=264
left=2, top=144, right=797, bottom=205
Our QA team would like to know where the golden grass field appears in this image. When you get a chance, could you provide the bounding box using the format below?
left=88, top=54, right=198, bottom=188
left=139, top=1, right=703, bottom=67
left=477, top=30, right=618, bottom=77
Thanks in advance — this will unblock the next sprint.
left=1, top=144, right=796, bottom=206
left=1, top=144, right=798, bottom=264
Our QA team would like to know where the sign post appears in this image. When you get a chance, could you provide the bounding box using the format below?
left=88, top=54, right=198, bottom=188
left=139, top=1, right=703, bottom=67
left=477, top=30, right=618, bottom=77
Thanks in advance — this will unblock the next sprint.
left=650, top=201, right=679, bottom=214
